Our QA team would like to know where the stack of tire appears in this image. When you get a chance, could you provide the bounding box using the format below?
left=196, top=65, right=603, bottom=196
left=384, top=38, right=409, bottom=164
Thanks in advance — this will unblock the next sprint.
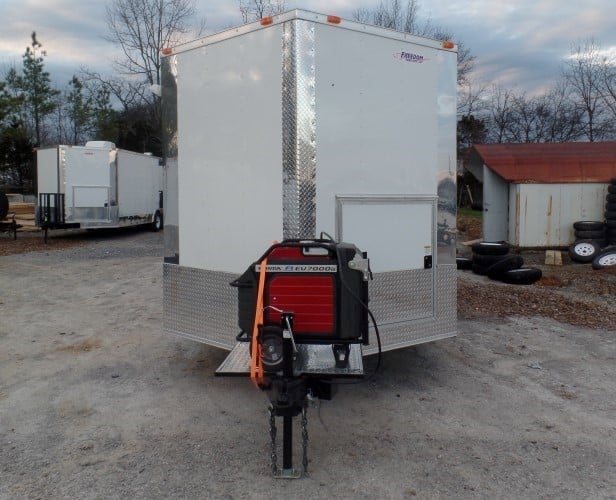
left=592, top=178, right=616, bottom=270
left=463, top=241, right=542, bottom=285
left=606, top=177, right=616, bottom=246
left=568, top=177, right=616, bottom=269
left=568, top=221, right=607, bottom=264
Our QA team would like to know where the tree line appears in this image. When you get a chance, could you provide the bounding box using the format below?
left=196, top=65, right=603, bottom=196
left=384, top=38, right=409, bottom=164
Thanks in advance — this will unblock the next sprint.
left=1, top=0, right=615, bottom=192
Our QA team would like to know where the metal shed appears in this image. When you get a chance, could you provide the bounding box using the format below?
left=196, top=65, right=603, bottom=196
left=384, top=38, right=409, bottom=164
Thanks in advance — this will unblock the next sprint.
left=466, top=142, right=616, bottom=247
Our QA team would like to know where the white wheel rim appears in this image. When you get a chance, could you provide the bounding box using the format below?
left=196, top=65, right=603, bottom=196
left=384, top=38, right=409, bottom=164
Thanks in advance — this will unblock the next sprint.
left=574, top=243, right=595, bottom=256
left=598, top=254, right=616, bottom=266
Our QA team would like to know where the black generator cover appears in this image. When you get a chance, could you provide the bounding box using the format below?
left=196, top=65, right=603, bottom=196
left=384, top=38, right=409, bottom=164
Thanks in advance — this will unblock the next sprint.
left=231, top=239, right=368, bottom=345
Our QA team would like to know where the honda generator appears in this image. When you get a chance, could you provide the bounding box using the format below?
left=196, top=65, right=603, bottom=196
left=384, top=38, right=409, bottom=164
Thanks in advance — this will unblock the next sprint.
left=232, top=238, right=370, bottom=370
left=226, top=237, right=372, bottom=477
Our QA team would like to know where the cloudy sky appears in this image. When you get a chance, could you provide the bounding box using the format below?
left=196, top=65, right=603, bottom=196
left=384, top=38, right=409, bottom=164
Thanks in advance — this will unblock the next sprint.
left=1, top=0, right=615, bottom=96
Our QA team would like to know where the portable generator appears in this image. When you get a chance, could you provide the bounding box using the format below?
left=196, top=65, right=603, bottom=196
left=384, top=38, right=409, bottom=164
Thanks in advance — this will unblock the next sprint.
left=232, top=238, right=370, bottom=370
left=225, top=237, right=372, bottom=477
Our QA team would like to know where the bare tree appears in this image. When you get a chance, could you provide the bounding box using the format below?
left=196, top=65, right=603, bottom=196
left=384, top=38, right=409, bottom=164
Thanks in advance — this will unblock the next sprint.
left=563, top=39, right=612, bottom=141
left=105, top=0, right=201, bottom=88
left=353, top=1, right=475, bottom=85
left=239, top=0, right=286, bottom=23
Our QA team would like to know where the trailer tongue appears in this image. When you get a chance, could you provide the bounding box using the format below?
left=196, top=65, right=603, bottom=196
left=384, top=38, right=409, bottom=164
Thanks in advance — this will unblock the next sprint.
left=216, top=238, right=373, bottom=476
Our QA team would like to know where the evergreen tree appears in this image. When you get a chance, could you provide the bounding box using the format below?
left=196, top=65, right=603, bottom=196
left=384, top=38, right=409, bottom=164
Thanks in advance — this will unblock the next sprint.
left=6, top=32, right=60, bottom=147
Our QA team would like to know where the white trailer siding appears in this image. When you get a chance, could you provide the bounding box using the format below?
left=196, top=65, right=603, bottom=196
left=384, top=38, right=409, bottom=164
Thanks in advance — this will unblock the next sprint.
left=37, top=148, right=60, bottom=194
left=117, top=150, right=162, bottom=218
left=176, top=25, right=284, bottom=272
left=162, top=10, right=458, bottom=352
left=313, top=23, right=440, bottom=273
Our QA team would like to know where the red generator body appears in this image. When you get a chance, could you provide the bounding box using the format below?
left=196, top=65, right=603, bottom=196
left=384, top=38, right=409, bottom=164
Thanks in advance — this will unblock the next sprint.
left=232, top=239, right=369, bottom=346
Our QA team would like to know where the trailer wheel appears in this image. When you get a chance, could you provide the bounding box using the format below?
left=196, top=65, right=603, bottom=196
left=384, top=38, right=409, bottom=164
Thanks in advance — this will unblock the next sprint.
left=471, top=241, right=510, bottom=255
left=592, top=247, right=616, bottom=269
left=568, top=240, right=601, bottom=263
left=608, top=184, right=616, bottom=194
left=152, top=210, right=163, bottom=231
left=500, top=268, right=542, bottom=285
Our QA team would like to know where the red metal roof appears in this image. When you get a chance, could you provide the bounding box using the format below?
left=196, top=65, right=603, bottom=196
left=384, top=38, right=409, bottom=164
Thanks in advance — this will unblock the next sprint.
left=469, top=142, right=616, bottom=183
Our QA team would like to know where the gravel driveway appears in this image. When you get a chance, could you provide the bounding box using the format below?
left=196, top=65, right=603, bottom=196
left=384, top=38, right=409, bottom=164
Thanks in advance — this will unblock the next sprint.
left=1, top=229, right=615, bottom=499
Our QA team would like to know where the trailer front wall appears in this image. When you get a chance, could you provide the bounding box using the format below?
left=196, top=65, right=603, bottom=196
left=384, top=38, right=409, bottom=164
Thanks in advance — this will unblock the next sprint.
left=37, top=148, right=61, bottom=194
left=163, top=12, right=457, bottom=353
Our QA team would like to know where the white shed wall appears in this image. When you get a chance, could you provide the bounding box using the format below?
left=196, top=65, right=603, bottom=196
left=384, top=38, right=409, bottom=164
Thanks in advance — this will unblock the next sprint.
left=510, top=183, right=607, bottom=247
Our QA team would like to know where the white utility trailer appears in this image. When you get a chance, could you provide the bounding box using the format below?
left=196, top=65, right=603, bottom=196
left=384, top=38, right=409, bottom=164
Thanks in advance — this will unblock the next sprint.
left=36, top=141, right=164, bottom=234
left=160, top=10, right=458, bottom=476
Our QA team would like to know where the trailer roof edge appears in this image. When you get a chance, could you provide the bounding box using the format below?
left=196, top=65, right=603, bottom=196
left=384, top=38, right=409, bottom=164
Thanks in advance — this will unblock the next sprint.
left=162, top=9, right=457, bottom=57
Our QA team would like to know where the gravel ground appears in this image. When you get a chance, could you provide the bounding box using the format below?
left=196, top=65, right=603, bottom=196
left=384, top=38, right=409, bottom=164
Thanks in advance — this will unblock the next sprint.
left=1, top=226, right=615, bottom=499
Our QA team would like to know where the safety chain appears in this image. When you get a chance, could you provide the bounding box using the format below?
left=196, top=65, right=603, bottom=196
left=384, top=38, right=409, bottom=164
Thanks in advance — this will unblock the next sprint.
left=269, top=405, right=278, bottom=475
left=301, top=399, right=309, bottom=474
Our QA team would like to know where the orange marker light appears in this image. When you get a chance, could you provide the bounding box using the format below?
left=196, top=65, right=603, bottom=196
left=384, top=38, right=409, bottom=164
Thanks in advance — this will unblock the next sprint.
left=327, top=15, right=341, bottom=24
left=162, top=47, right=172, bottom=55
left=260, top=16, right=273, bottom=25
left=442, top=41, right=455, bottom=49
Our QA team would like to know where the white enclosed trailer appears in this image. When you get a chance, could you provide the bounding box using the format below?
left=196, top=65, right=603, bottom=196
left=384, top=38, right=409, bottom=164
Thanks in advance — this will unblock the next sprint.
left=37, top=142, right=164, bottom=231
left=161, top=10, right=458, bottom=355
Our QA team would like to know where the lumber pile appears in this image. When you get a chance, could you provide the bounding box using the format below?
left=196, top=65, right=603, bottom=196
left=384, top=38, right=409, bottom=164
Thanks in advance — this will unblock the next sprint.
left=7, top=202, right=38, bottom=231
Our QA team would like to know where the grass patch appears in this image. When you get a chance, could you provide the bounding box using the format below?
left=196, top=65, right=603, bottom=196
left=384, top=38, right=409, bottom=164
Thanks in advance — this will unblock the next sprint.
left=458, top=207, right=482, bottom=219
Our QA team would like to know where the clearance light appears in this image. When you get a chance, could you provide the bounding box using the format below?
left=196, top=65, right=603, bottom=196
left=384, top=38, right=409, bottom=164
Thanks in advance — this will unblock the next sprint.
left=442, top=41, right=455, bottom=49
left=260, top=16, right=273, bottom=25
left=162, top=47, right=172, bottom=55
left=327, top=15, right=342, bottom=24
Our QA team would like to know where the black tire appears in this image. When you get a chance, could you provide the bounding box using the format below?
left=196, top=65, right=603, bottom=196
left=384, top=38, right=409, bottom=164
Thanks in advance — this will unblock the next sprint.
left=456, top=257, right=473, bottom=270
left=606, top=219, right=616, bottom=229
left=471, top=241, right=510, bottom=256
left=500, top=268, right=542, bottom=285
left=607, top=229, right=616, bottom=241
left=568, top=240, right=601, bottom=263
left=487, top=255, right=524, bottom=280
left=472, top=262, right=490, bottom=275
left=611, top=177, right=616, bottom=184
left=605, top=211, right=616, bottom=219
left=606, top=202, right=616, bottom=212
left=0, top=193, right=8, bottom=220
left=607, top=194, right=616, bottom=203
left=608, top=184, right=616, bottom=194
left=151, top=210, right=163, bottom=232
left=591, top=247, right=616, bottom=269
left=573, top=220, right=604, bottom=231
left=575, top=229, right=605, bottom=239
left=472, top=253, right=510, bottom=268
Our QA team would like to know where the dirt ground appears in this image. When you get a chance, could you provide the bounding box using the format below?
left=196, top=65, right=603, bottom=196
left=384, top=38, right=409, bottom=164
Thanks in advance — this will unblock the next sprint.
left=1, top=226, right=615, bottom=499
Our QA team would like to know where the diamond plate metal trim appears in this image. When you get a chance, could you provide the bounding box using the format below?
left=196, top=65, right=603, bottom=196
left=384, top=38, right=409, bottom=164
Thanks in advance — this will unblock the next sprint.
left=164, top=263, right=456, bottom=354
left=216, top=342, right=363, bottom=377
left=282, top=19, right=316, bottom=240
left=369, top=269, right=434, bottom=324
left=163, top=264, right=238, bottom=350
left=364, top=265, right=457, bottom=355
